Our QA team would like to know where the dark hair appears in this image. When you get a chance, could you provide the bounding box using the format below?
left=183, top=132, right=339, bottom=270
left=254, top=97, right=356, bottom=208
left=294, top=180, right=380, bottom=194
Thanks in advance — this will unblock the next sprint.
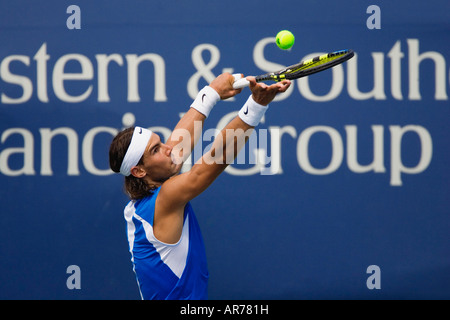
left=109, top=127, right=152, bottom=200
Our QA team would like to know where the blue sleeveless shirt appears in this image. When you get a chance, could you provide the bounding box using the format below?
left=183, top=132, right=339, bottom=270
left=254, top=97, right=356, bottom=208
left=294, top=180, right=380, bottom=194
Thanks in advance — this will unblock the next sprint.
left=124, top=187, right=209, bottom=300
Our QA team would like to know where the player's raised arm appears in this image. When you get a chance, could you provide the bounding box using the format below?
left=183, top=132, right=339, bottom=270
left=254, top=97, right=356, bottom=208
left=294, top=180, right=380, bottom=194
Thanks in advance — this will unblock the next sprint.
left=158, top=77, right=291, bottom=209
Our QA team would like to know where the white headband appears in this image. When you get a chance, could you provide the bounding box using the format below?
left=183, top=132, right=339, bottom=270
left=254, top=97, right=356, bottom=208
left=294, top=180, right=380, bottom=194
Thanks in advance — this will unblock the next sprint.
left=120, top=126, right=153, bottom=176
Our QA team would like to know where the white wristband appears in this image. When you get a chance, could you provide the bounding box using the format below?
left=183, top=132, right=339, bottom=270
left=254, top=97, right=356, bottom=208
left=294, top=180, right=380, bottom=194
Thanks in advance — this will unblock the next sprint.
left=190, top=86, right=220, bottom=118
left=238, top=95, right=269, bottom=127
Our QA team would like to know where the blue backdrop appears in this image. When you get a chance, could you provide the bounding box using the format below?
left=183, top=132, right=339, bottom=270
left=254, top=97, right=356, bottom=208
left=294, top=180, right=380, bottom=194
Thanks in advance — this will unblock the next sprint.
left=0, top=0, right=449, bottom=299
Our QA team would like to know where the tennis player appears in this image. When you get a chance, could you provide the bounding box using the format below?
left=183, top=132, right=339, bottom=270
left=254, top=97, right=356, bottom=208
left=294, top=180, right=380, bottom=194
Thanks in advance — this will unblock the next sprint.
left=109, top=73, right=291, bottom=299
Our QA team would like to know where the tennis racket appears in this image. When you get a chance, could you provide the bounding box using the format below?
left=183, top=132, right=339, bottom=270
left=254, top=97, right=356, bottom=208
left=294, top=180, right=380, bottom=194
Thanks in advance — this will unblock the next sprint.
left=232, top=49, right=354, bottom=89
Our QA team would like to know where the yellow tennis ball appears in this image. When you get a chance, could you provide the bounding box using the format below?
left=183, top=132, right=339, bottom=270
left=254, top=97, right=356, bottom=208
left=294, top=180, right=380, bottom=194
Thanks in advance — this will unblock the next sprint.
left=276, top=30, right=295, bottom=50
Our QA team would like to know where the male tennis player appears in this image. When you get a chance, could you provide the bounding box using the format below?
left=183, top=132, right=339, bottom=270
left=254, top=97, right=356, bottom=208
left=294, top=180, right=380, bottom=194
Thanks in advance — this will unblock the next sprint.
left=109, top=73, right=290, bottom=300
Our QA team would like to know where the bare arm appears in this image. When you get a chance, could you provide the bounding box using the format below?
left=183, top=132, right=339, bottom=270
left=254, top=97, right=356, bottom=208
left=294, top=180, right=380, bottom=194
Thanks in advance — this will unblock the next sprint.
left=160, top=77, right=289, bottom=204
left=171, top=77, right=291, bottom=202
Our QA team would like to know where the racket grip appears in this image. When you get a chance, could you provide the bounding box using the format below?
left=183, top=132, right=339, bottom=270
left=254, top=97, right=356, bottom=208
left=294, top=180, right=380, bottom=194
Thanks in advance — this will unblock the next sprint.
left=233, top=78, right=250, bottom=89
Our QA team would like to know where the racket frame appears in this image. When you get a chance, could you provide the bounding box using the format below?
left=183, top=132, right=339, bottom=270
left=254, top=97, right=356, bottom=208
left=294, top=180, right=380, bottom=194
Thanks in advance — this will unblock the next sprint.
left=232, top=49, right=354, bottom=89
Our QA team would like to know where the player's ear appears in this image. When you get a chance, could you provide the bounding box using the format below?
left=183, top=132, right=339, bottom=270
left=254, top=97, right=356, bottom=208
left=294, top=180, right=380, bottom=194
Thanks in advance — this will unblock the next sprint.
left=130, top=166, right=146, bottom=178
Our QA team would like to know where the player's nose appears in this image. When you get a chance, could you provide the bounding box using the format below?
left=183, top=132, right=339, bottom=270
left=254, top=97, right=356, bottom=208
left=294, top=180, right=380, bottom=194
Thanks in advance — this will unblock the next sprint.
left=164, top=144, right=173, bottom=156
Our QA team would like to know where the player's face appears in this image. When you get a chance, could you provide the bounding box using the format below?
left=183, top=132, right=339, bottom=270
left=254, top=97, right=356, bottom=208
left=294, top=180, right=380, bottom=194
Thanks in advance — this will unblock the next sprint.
left=139, top=134, right=181, bottom=183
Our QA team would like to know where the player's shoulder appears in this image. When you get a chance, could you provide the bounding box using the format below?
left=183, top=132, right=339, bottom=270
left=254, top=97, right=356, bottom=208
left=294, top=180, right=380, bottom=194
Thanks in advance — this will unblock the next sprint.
left=133, top=187, right=161, bottom=216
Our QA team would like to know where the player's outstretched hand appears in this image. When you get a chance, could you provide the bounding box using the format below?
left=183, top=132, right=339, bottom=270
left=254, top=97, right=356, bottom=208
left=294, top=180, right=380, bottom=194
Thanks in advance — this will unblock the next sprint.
left=247, top=76, right=291, bottom=106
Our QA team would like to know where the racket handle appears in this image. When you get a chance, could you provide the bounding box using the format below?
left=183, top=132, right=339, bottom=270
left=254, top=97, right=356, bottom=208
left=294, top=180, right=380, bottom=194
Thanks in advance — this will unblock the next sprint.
left=232, top=78, right=250, bottom=89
